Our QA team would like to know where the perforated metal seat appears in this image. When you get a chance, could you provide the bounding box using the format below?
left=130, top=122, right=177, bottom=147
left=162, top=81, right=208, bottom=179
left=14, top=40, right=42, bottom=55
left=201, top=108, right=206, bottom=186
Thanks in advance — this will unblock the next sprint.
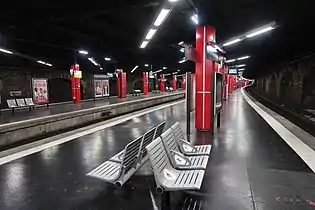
left=110, top=121, right=165, bottom=164
left=161, top=128, right=209, bottom=170
left=87, top=135, right=143, bottom=187
left=171, top=122, right=211, bottom=156
left=146, top=138, right=205, bottom=192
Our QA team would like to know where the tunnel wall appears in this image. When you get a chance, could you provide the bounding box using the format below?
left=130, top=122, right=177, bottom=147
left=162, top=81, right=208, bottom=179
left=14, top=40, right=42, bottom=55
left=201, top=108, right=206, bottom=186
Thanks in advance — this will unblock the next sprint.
left=254, top=54, right=315, bottom=109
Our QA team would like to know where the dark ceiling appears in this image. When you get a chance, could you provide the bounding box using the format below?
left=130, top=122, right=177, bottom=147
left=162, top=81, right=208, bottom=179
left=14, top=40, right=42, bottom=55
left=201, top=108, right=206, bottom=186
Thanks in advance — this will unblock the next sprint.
left=0, top=1, right=314, bottom=78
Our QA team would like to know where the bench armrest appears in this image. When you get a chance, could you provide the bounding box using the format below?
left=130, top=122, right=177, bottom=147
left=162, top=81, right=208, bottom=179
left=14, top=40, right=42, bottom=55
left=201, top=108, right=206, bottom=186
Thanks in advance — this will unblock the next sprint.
left=178, top=139, right=197, bottom=153
left=170, top=150, right=191, bottom=166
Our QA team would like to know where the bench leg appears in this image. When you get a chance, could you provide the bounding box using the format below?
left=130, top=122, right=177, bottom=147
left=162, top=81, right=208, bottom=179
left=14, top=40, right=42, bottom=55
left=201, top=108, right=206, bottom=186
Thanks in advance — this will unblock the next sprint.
left=217, top=112, right=221, bottom=128
left=161, top=191, right=171, bottom=210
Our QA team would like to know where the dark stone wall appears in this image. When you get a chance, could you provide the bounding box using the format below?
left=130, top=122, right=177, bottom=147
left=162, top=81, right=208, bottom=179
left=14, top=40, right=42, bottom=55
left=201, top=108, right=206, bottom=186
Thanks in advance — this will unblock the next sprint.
left=0, top=67, right=95, bottom=108
left=254, top=54, right=315, bottom=109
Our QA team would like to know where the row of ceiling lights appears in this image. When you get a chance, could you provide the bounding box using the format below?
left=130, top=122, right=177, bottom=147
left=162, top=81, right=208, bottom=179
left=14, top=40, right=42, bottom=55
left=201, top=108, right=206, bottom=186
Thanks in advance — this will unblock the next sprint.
left=79, top=50, right=111, bottom=70
left=140, top=0, right=180, bottom=49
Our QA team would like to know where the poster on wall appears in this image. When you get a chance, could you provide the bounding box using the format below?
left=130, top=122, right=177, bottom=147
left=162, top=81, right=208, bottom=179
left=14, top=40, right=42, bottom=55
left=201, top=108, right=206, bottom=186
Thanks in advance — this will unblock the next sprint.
left=93, top=75, right=110, bottom=98
left=32, top=78, right=49, bottom=104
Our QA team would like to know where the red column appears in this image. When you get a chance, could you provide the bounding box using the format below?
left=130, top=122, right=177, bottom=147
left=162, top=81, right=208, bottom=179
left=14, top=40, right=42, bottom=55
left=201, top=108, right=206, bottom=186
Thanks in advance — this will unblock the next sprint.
left=71, top=64, right=81, bottom=103
left=160, top=74, right=165, bottom=92
left=172, top=75, right=177, bottom=91
left=116, top=70, right=126, bottom=98
left=143, top=72, right=148, bottom=94
left=182, top=76, right=186, bottom=90
left=195, top=26, right=216, bottom=131
left=121, top=72, right=127, bottom=98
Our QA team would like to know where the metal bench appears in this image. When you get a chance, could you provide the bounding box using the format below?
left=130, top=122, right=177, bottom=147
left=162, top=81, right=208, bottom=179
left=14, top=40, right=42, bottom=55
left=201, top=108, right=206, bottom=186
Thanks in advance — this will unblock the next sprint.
left=25, top=98, right=35, bottom=110
left=87, top=135, right=143, bottom=188
left=6, top=99, right=18, bottom=112
left=110, top=121, right=166, bottom=163
left=171, top=122, right=211, bottom=156
left=132, top=89, right=141, bottom=96
left=146, top=137, right=205, bottom=193
left=161, top=128, right=209, bottom=170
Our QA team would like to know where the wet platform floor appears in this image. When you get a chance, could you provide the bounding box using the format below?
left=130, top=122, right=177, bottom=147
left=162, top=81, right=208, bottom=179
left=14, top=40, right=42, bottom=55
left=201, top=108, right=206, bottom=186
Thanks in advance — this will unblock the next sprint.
left=0, top=89, right=315, bottom=210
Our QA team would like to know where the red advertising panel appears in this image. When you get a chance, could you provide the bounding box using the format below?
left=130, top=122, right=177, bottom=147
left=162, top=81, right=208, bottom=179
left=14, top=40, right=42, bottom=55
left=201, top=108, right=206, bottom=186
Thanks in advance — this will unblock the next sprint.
left=32, top=78, right=49, bottom=104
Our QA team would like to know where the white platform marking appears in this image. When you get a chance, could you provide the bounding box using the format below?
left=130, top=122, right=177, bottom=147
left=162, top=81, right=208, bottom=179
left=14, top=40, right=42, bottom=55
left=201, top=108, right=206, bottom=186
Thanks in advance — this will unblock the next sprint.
left=0, top=100, right=184, bottom=165
left=242, top=88, right=315, bottom=173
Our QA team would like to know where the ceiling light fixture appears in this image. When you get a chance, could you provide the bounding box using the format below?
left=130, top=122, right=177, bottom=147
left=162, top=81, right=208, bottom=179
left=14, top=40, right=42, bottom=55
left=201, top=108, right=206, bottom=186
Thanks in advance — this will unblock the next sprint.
left=179, top=59, right=187, bottom=63
left=131, top=65, right=139, bottom=73
left=104, top=57, right=111, bottom=61
left=153, top=69, right=162, bottom=74
left=177, top=69, right=180, bottom=72
left=88, top=57, right=99, bottom=66
left=37, top=60, right=52, bottom=67
left=246, top=26, right=275, bottom=38
left=100, top=67, right=103, bottom=70
left=222, top=38, right=242, bottom=47
left=140, top=40, right=149, bottom=49
left=145, top=29, right=157, bottom=40
left=238, top=68, right=245, bottom=71
left=226, top=59, right=236, bottom=63
left=154, top=9, right=171, bottom=26
left=237, top=56, right=250, bottom=60
left=79, top=50, right=88, bottom=55
left=0, top=48, right=13, bottom=54
left=191, top=14, right=199, bottom=25
left=168, top=0, right=178, bottom=2
left=237, top=64, right=246, bottom=67
left=180, top=48, right=185, bottom=52
left=163, top=67, right=167, bottom=69
left=144, top=64, right=149, bottom=67
left=178, top=41, right=184, bottom=45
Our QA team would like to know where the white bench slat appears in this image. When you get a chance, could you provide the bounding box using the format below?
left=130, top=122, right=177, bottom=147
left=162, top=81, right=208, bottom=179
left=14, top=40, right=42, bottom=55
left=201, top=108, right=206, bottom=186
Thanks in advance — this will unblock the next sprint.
left=146, top=138, right=204, bottom=191
left=171, top=122, right=211, bottom=156
left=16, top=98, right=27, bottom=107
left=161, top=128, right=209, bottom=170
left=7, top=99, right=17, bottom=108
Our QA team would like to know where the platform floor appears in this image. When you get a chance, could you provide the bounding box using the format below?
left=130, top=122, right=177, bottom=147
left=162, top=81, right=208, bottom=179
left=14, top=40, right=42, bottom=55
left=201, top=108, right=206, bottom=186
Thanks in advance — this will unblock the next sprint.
left=0, top=89, right=314, bottom=210
left=0, top=92, right=177, bottom=124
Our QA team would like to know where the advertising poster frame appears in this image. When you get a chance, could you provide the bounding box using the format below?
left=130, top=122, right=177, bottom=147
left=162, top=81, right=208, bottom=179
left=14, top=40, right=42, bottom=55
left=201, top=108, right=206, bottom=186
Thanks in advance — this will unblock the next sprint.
left=31, top=78, right=49, bottom=104
left=93, top=74, right=110, bottom=100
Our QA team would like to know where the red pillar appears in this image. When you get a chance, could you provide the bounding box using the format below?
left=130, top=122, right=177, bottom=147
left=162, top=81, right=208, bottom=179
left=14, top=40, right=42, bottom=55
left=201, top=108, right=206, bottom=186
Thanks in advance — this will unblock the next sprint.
left=70, top=64, right=81, bottom=103
left=172, top=75, right=177, bottom=91
left=143, top=72, right=149, bottom=94
left=116, top=70, right=127, bottom=98
left=160, top=74, right=165, bottom=92
left=195, top=26, right=216, bottom=131
left=182, top=76, right=186, bottom=90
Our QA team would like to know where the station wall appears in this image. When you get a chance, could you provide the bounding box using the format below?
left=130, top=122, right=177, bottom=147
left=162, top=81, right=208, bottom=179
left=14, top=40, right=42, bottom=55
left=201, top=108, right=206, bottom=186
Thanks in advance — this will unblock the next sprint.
left=254, top=54, right=315, bottom=109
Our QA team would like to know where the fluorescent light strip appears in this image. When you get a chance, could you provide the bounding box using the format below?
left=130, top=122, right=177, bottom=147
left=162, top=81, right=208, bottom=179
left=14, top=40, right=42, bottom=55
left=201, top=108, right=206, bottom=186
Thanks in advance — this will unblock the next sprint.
left=37, top=60, right=52, bottom=67
left=238, top=68, right=245, bottom=71
left=223, top=38, right=242, bottom=47
left=179, top=59, right=187, bottom=63
left=0, top=48, right=13, bottom=54
left=173, top=72, right=178, bottom=75
left=238, top=64, right=246, bottom=67
left=191, top=14, right=199, bottom=25
left=178, top=41, right=184, bottom=45
left=140, top=41, right=149, bottom=49
left=153, top=69, right=162, bottom=74
left=104, top=57, right=111, bottom=61
left=154, top=9, right=171, bottom=26
left=144, top=64, right=149, bottom=67
left=164, top=73, right=171, bottom=76
left=180, top=48, right=185, bottom=52
left=88, top=57, right=99, bottom=66
left=79, top=50, right=88, bottom=55
left=145, top=29, right=157, bottom=40
left=237, top=56, right=250, bottom=60
left=226, top=59, right=236, bottom=63
left=131, top=65, right=139, bottom=73
left=246, top=26, right=274, bottom=38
